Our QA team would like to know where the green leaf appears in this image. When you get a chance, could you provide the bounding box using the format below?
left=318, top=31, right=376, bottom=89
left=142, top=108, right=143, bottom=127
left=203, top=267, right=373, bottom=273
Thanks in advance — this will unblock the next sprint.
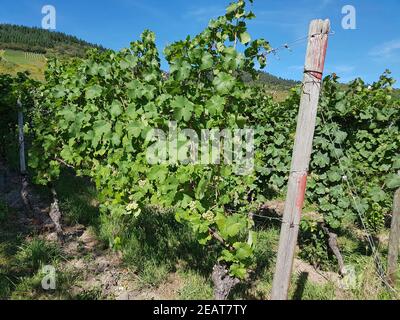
left=206, top=95, right=225, bottom=115
left=385, top=174, right=400, bottom=189
left=58, top=108, right=76, bottom=123
left=218, top=214, right=245, bottom=239
left=335, top=101, right=347, bottom=113
left=200, top=52, right=213, bottom=70
left=369, top=186, right=386, bottom=202
left=226, top=2, right=239, bottom=14
left=110, top=100, right=123, bottom=118
left=239, top=32, right=251, bottom=45
left=180, top=194, right=193, bottom=209
left=92, top=120, right=112, bottom=148
left=334, top=130, right=347, bottom=144
left=53, top=85, right=66, bottom=98
left=313, top=152, right=330, bottom=168
left=197, top=232, right=212, bottom=245
left=226, top=222, right=241, bottom=237
left=111, top=133, right=121, bottom=146
left=172, top=96, right=194, bottom=122
left=85, top=85, right=103, bottom=99
left=170, top=60, right=191, bottom=81
left=126, top=103, right=138, bottom=119
left=233, top=242, right=252, bottom=261
left=229, top=263, right=246, bottom=279
left=127, top=121, right=142, bottom=138
left=220, top=249, right=235, bottom=263
left=327, top=170, right=341, bottom=182
left=212, top=72, right=235, bottom=94
left=393, top=157, right=400, bottom=170
left=195, top=176, right=208, bottom=200
left=148, top=165, right=168, bottom=182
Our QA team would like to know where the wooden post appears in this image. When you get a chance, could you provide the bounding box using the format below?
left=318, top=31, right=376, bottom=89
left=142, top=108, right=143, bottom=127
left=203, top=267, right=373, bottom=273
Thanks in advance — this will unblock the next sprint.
left=388, top=187, right=400, bottom=286
left=271, top=19, right=330, bottom=300
left=18, top=99, right=33, bottom=217
left=18, top=99, right=26, bottom=175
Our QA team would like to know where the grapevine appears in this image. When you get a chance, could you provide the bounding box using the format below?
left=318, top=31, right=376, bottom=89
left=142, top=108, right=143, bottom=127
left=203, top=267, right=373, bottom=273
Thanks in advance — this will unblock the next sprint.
left=29, top=0, right=272, bottom=279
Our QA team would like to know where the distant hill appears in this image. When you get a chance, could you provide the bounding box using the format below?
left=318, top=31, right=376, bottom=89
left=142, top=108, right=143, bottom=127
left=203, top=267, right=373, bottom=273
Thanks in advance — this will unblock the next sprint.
left=0, top=24, right=106, bottom=80
left=0, top=24, right=104, bottom=58
left=243, top=71, right=300, bottom=90
left=241, top=71, right=300, bottom=101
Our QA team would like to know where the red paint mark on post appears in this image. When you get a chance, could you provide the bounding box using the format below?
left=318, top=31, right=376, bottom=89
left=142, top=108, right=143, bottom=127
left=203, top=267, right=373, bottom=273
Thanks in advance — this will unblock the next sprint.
left=295, top=173, right=308, bottom=209
left=309, top=32, right=329, bottom=80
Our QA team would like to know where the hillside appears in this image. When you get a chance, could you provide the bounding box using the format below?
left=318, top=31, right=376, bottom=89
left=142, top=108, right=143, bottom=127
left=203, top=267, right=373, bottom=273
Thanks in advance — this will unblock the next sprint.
left=0, top=24, right=104, bottom=57
left=0, top=24, right=105, bottom=80
left=0, top=49, right=47, bottom=80
left=243, top=71, right=300, bottom=90
left=242, top=71, right=301, bottom=100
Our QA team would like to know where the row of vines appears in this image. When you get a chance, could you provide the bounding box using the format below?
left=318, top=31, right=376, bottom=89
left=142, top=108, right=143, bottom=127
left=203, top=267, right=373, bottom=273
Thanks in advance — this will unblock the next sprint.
left=1, top=0, right=399, bottom=293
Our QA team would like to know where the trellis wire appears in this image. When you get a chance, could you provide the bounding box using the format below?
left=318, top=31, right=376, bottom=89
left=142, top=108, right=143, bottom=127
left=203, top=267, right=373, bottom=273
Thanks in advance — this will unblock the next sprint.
left=318, top=107, right=399, bottom=296
left=265, top=31, right=335, bottom=57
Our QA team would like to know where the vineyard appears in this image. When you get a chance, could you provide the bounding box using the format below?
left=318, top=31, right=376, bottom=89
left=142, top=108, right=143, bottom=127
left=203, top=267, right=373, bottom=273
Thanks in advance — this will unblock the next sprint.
left=0, top=0, right=399, bottom=300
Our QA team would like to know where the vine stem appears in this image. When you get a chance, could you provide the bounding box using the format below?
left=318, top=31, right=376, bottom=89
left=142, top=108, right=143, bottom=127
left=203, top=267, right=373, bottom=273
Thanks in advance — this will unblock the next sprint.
left=55, top=158, right=75, bottom=169
left=208, top=227, right=235, bottom=251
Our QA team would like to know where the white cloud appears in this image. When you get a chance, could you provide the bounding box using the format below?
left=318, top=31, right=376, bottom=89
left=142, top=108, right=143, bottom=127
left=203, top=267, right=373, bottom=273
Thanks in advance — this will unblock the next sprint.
left=369, top=39, right=400, bottom=60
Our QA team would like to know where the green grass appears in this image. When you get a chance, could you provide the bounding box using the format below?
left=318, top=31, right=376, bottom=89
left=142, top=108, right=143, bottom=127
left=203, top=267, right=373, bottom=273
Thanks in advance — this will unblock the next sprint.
left=0, top=230, right=65, bottom=299
left=10, top=267, right=81, bottom=300
left=135, top=260, right=170, bottom=288
left=15, top=239, right=62, bottom=271
left=111, top=207, right=217, bottom=288
left=177, top=270, right=213, bottom=300
left=289, top=276, right=337, bottom=300
left=0, top=207, right=24, bottom=299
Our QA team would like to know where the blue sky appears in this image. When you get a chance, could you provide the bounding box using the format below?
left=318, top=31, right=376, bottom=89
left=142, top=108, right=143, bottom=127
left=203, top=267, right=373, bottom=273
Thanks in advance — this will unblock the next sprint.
left=1, top=0, right=399, bottom=86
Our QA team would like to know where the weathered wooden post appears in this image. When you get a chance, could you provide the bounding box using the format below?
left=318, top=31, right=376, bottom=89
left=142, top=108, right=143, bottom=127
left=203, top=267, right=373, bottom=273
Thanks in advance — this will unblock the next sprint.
left=271, top=19, right=330, bottom=300
left=388, top=186, right=400, bottom=286
left=18, top=99, right=26, bottom=175
left=18, top=99, right=33, bottom=216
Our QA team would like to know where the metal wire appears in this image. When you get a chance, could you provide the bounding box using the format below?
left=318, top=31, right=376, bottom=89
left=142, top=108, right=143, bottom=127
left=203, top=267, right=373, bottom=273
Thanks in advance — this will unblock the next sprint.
left=226, top=208, right=285, bottom=223
left=252, top=213, right=283, bottom=222
left=319, top=108, right=399, bottom=296
left=265, top=31, right=335, bottom=57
